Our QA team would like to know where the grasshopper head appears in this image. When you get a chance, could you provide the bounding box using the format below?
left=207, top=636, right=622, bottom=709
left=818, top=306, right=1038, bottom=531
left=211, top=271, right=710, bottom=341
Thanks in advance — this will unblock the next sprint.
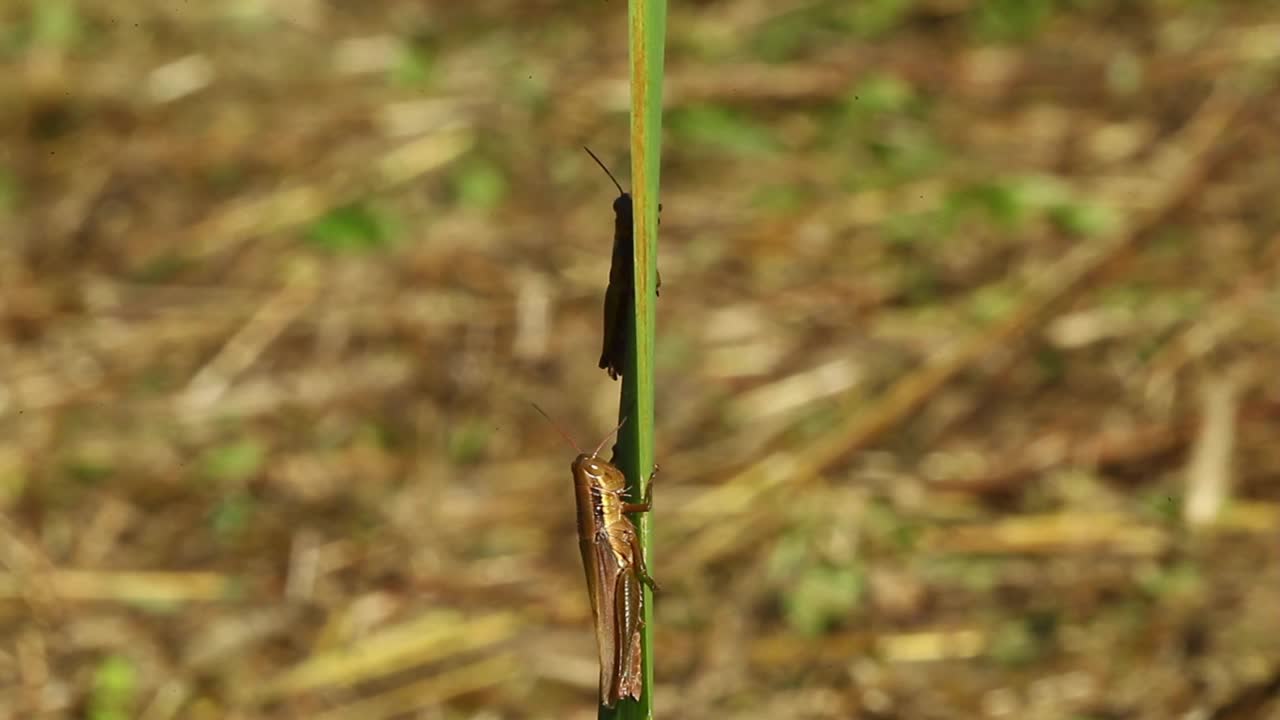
left=572, top=453, right=626, bottom=493
left=612, top=193, right=631, bottom=217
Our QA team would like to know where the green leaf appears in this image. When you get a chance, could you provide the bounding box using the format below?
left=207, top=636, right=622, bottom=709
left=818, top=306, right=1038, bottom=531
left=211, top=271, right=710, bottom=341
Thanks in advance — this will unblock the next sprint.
left=669, top=105, right=778, bottom=156
left=390, top=41, right=435, bottom=88
left=447, top=421, right=491, bottom=465
left=32, top=0, right=82, bottom=49
left=305, top=202, right=394, bottom=252
left=452, top=160, right=508, bottom=209
left=1049, top=201, right=1116, bottom=237
left=783, top=565, right=865, bottom=636
left=89, top=655, right=136, bottom=720
left=968, top=282, right=1020, bottom=324
left=202, top=440, right=265, bottom=483
left=840, top=0, right=912, bottom=37
left=606, top=1, right=665, bottom=717
left=849, top=74, right=916, bottom=115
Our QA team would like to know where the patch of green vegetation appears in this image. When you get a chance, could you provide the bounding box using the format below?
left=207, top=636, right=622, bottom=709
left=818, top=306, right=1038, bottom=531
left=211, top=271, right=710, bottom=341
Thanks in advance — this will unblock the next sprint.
left=131, top=366, right=181, bottom=396
left=668, top=105, right=779, bottom=156
left=883, top=171, right=1075, bottom=307
left=89, top=654, right=136, bottom=720
left=1149, top=226, right=1191, bottom=256
left=843, top=0, right=915, bottom=38
left=750, top=183, right=808, bottom=213
left=32, top=0, right=82, bottom=49
left=864, top=498, right=921, bottom=551
left=447, top=420, right=491, bottom=464
left=792, top=403, right=845, bottom=441
left=946, top=175, right=1070, bottom=230
left=1104, top=596, right=1153, bottom=635
left=783, top=565, right=865, bottom=636
left=1137, top=490, right=1181, bottom=524
left=1169, top=288, right=1207, bottom=316
left=654, top=328, right=695, bottom=375
left=201, top=440, right=265, bottom=483
left=305, top=201, right=397, bottom=253
left=884, top=174, right=1114, bottom=249
left=0, top=28, right=19, bottom=58
left=1136, top=561, right=1202, bottom=600
left=356, top=421, right=401, bottom=451
left=1134, top=333, right=1169, bottom=365
left=1096, top=282, right=1156, bottom=311
left=390, top=40, right=436, bottom=88
left=949, top=182, right=1027, bottom=230
left=966, top=282, right=1019, bottom=325
left=989, top=611, right=1056, bottom=666
left=129, top=253, right=191, bottom=283
left=750, top=1, right=914, bottom=62
left=768, top=530, right=866, bottom=636
left=866, top=127, right=945, bottom=183
left=883, top=208, right=953, bottom=247
left=224, top=0, right=280, bottom=32
left=1048, top=200, right=1116, bottom=238
left=0, top=0, right=85, bottom=57
left=66, top=455, right=114, bottom=485
left=848, top=74, right=919, bottom=116
left=825, top=75, right=950, bottom=190
left=1033, top=345, right=1067, bottom=385
left=972, top=0, right=1055, bottom=42
left=212, top=491, right=256, bottom=541
left=204, top=161, right=248, bottom=195
left=749, top=5, right=830, bottom=63
left=1106, top=50, right=1144, bottom=96
left=843, top=77, right=946, bottom=181
left=918, top=556, right=1004, bottom=593
left=894, top=258, right=942, bottom=305
left=511, top=69, right=550, bottom=115
left=451, top=158, right=508, bottom=210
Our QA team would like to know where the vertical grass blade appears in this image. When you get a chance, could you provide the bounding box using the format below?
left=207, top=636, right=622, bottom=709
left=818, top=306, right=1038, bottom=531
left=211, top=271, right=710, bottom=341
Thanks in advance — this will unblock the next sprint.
left=603, top=1, right=665, bottom=719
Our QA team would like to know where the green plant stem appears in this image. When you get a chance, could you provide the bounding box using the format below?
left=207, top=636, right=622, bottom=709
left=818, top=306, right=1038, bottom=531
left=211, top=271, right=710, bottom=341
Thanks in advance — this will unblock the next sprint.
left=602, top=1, right=665, bottom=719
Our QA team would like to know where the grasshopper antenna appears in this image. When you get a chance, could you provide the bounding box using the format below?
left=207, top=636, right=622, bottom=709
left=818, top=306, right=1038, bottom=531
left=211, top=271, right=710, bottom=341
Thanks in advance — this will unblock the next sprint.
left=531, top=403, right=585, bottom=454
left=590, top=417, right=626, bottom=460
left=583, top=146, right=625, bottom=197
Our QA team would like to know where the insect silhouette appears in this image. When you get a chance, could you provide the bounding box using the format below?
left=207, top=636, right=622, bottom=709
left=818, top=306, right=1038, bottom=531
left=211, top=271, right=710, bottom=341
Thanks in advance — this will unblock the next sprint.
left=533, top=403, right=658, bottom=707
left=583, top=147, right=660, bottom=381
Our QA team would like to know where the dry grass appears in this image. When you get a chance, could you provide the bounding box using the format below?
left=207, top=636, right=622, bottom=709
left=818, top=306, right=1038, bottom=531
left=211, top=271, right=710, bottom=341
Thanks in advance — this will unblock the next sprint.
left=3, top=1, right=1280, bottom=718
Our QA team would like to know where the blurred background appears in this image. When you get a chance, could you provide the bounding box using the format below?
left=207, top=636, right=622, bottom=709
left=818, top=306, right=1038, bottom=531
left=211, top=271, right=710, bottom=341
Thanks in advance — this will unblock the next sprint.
left=2, top=1, right=1280, bottom=718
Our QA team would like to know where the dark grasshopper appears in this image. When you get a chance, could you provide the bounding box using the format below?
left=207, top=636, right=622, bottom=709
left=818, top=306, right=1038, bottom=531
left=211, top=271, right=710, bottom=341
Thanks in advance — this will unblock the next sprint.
left=583, top=147, right=660, bottom=381
left=534, top=404, right=658, bottom=707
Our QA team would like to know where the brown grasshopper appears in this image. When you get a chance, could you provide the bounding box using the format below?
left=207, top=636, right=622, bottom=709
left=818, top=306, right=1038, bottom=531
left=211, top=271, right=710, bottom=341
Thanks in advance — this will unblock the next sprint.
left=534, top=404, right=658, bottom=707
left=583, top=147, right=660, bottom=381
